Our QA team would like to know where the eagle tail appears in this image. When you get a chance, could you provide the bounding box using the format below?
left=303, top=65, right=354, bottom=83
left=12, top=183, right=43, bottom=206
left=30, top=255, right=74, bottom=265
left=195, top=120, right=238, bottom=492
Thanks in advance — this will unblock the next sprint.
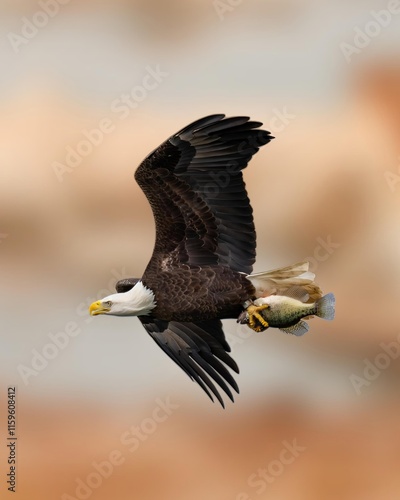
left=246, top=261, right=322, bottom=303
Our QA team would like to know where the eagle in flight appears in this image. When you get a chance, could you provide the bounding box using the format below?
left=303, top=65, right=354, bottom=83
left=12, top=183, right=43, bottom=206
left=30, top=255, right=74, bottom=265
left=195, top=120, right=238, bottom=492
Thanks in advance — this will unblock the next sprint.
left=89, top=115, right=319, bottom=407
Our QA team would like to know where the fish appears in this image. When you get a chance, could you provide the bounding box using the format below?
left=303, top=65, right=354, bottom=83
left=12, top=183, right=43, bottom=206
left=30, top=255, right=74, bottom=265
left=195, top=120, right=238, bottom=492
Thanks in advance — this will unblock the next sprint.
left=238, top=291, right=335, bottom=336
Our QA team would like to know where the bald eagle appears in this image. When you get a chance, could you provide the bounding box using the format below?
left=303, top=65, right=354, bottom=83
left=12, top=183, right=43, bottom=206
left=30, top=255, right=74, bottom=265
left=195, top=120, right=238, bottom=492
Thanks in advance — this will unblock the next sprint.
left=89, top=115, right=319, bottom=407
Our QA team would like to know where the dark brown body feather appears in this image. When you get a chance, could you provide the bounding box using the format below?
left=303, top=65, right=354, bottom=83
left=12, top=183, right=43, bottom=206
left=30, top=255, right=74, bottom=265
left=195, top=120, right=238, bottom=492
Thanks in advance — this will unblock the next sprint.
left=142, top=263, right=255, bottom=322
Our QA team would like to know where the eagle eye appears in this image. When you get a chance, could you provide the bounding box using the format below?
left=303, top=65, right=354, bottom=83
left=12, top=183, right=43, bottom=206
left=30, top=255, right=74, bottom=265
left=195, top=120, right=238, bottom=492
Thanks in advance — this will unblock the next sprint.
left=104, top=300, right=112, bottom=308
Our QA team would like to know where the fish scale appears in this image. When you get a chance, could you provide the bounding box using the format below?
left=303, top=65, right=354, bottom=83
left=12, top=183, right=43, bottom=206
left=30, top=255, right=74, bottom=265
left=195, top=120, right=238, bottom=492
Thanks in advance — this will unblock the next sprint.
left=247, top=293, right=335, bottom=335
left=261, top=298, right=316, bottom=328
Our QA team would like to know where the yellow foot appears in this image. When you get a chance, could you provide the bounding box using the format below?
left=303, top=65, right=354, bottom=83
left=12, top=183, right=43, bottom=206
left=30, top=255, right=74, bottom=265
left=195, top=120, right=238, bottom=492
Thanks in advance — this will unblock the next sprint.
left=246, top=304, right=269, bottom=332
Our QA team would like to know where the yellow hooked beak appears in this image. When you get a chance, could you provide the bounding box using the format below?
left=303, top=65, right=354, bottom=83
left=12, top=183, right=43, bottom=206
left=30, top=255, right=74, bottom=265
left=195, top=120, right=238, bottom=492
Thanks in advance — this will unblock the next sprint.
left=89, top=301, right=110, bottom=316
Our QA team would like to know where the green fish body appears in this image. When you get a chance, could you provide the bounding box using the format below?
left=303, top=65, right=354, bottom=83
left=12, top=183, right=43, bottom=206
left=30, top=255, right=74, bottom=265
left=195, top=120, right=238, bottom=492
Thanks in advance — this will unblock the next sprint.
left=253, top=293, right=335, bottom=336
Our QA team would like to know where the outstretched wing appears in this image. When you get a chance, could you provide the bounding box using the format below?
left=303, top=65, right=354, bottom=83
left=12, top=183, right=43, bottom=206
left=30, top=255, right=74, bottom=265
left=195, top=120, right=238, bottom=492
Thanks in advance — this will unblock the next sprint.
left=135, top=115, right=273, bottom=275
left=139, top=317, right=239, bottom=407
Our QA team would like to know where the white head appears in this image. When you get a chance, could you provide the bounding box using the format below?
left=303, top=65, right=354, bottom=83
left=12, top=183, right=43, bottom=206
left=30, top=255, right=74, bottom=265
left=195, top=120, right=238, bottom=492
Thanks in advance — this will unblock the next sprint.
left=89, top=281, right=156, bottom=317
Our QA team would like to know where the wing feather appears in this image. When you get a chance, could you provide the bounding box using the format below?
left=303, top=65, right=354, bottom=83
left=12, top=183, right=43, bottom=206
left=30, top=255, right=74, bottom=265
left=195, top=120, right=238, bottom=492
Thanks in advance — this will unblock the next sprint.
left=135, top=115, right=273, bottom=275
left=139, top=317, right=239, bottom=407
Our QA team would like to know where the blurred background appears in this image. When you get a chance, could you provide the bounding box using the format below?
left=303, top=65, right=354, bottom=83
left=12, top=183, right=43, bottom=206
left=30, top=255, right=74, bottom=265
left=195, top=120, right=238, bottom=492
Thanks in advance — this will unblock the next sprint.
left=1, top=0, right=400, bottom=498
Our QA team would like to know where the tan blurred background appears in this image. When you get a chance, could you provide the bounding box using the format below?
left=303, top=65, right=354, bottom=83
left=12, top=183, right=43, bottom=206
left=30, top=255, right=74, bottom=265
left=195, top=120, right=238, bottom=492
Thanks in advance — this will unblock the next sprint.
left=1, top=0, right=400, bottom=498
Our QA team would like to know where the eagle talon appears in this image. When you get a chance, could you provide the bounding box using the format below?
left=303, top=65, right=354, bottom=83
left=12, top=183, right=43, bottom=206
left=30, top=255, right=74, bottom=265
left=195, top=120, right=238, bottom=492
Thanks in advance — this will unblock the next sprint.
left=246, top=303, right=269, bottom=332
left=252, top=324, right=265, bottom=333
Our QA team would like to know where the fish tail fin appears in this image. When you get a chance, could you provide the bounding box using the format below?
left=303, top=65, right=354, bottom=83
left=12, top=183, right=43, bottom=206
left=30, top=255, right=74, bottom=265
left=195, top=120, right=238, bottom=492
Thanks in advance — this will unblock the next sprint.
left=316, top=293, right=335, bottom=320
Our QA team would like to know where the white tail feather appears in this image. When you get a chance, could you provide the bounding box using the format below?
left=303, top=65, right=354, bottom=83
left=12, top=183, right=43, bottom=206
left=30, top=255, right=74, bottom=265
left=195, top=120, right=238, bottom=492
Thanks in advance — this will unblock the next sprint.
left=246, top=261, right=322, bottom=303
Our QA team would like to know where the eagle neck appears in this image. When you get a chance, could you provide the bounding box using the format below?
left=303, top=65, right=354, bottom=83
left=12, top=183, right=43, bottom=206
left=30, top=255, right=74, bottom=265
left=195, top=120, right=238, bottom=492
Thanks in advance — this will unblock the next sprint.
left=123, top=281, right=156, bottom=316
